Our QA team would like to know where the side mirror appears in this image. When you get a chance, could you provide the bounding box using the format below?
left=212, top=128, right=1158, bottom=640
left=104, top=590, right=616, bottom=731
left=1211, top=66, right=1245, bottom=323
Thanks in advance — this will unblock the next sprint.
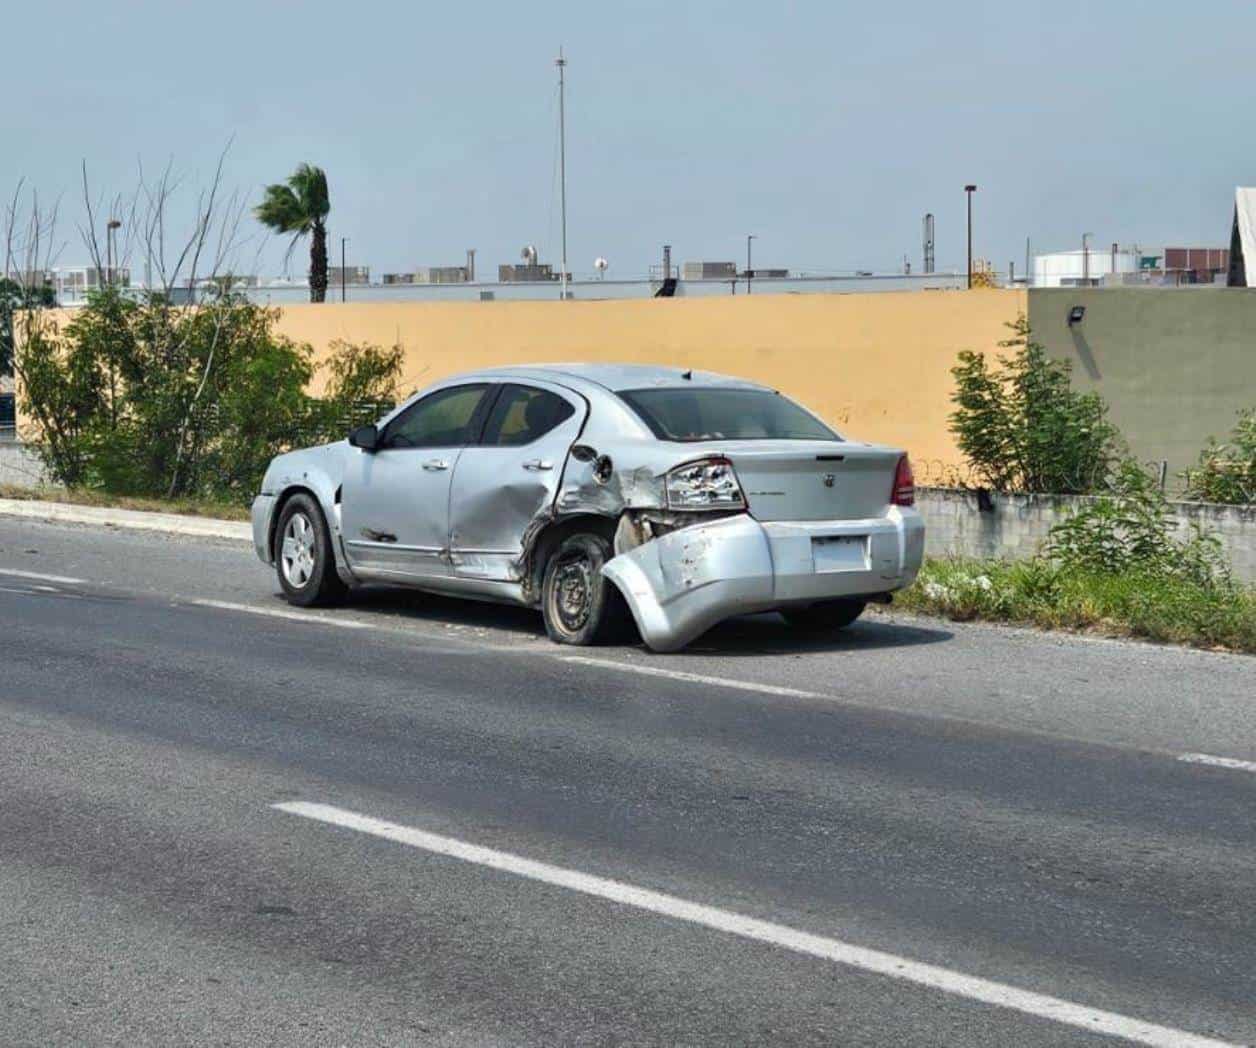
left=349, top=424, right=380, bottom=452
left=570, top=443, right=598, bottom=463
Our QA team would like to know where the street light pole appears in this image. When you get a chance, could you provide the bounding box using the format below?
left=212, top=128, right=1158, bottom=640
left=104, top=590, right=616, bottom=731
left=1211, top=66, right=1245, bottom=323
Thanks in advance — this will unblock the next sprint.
left=746, top=234, right=757, bottom=295
left=556, top=48, right=568, bottom=301
left=341, top=237, right=348, bottom=303
left=964, top=185, right=977, bottom=289
left=106, top=218, right=121, bottom=288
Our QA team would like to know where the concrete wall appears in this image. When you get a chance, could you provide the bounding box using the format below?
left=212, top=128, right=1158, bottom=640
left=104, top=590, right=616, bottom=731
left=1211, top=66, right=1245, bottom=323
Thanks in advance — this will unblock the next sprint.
left=269, top=288, right=1024, bottom=474
left=1027, top=287, right=1256, bottom=490
left=918, top=487, right=1256, bottom=584
left=0, top=441, right=46, bottom=487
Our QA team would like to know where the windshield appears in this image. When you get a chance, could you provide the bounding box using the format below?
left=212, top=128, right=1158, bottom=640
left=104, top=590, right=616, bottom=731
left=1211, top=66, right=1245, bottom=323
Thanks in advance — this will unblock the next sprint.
left=618, top=387, right=840, bottom=442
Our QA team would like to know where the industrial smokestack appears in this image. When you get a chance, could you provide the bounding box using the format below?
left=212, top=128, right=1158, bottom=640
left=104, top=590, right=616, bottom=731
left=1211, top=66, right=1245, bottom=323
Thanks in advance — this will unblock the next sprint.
left=466, top=249, right=476, bottom=283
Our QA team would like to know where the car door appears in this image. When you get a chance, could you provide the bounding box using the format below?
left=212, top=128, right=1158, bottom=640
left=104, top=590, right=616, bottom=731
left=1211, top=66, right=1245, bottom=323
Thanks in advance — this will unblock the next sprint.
left=341, top=383, right=492, bottom=580
left=448, top=381, right=587, bottom=582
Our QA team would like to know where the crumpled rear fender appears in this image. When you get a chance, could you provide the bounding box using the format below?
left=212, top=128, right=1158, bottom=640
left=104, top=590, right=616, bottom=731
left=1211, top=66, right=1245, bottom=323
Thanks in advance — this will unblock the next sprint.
left=601, top=514, right=775, bottom=652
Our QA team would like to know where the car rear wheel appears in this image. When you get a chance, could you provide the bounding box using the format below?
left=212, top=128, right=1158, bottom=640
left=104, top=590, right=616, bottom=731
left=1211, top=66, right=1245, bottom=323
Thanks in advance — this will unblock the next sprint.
left=782, top=599, right=866, bottom=633
left=275, top=493, right=348, bottom=607
left=541, top=532, right=632, bottom=646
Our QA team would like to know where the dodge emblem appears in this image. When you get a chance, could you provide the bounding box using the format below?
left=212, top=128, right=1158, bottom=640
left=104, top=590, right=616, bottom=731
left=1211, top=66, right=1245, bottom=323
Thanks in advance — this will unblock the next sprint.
left=822, top=473, right=836, bottom=488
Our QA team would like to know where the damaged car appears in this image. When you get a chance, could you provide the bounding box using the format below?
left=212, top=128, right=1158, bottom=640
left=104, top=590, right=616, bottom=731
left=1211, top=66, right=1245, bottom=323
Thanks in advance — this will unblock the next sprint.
left=251, top=364, right=924, bottom=651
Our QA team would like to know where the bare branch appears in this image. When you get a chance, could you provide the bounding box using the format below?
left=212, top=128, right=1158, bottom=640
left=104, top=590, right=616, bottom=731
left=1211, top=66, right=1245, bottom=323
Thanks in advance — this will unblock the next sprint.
left=78, top=160, right=105, bottom=274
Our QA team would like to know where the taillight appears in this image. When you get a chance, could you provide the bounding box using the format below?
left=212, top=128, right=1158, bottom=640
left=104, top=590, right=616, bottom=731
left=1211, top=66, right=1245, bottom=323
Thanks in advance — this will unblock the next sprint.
left=891, top=455, right=915, bottom=507
left=665, top=456, right=747, bottom=510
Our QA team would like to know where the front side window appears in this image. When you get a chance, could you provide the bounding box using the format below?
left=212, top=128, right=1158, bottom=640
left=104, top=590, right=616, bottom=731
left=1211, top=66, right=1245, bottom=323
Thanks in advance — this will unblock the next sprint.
left=618, top=388, right=839, bottom=442
left=480, top=384, right=576, bottom=446
left=382, top=384, right=489, bottom=449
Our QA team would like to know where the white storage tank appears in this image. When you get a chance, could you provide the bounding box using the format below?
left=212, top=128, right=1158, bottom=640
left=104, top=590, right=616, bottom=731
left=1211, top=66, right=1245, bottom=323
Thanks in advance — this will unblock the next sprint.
left=1032, top=247, right=1140, bottom=287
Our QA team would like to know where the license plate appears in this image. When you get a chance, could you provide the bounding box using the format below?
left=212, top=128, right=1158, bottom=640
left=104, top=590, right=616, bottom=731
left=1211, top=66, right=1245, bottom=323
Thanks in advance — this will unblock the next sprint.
left=812, top=535, right=868, bottom=572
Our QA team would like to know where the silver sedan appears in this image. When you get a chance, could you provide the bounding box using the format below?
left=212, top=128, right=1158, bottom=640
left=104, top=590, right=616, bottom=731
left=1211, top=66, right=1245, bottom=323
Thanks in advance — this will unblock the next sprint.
left=252, top=364, right=924, bottom=651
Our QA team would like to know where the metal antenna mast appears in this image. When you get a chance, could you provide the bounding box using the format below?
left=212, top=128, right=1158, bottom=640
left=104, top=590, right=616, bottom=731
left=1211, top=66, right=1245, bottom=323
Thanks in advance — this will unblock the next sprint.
left=556, top=47, right=568, bottom=301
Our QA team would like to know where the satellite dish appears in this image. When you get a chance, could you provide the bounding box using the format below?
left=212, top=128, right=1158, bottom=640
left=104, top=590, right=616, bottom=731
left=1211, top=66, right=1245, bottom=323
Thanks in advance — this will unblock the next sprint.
left=594, top=257, right=608, bottom=278
left=520, top=244, right=538, bottom=264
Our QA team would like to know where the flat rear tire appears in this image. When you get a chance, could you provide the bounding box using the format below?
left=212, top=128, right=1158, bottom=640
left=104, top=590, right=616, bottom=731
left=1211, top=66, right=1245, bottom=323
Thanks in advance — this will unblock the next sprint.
left=541, top=532, right=632, bottom=646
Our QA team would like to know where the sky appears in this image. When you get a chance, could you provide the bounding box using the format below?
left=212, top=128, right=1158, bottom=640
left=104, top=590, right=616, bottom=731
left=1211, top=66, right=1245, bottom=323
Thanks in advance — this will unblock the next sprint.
left=5, top=0, right=1254, bottom=281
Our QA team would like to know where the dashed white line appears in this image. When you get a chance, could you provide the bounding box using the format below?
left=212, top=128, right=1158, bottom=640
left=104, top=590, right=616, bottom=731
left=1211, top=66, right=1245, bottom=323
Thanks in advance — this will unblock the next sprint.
left=274, top=800, right=1237, bottom=1048
left=188, top=598, right=371, bottom=629
left=0, top=567, right=87, bottom=585
left=558, top=654, right=829, bottom=700
left=1178, top=752, right=1256, bottom=774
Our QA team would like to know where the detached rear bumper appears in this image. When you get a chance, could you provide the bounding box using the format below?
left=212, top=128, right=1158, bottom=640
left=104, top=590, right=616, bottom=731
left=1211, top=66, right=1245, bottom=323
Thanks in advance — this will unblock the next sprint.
left=601, top=509, right=924, bottom=652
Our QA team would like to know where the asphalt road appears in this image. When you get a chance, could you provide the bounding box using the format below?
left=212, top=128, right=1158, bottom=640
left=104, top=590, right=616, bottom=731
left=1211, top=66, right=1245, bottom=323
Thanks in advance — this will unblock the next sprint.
left=1, top=517, right=1254, bottom=1047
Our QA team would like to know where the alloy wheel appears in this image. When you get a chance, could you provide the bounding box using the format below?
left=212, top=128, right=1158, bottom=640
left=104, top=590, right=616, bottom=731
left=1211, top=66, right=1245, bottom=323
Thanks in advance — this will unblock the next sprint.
left=281, top=511, right=317, bottom=588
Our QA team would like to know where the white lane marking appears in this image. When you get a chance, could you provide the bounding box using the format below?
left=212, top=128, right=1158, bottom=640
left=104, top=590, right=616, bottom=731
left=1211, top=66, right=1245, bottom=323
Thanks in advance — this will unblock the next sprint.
left=0, top=568, right=86, bottom=585
left=559, top=655, right=828, bottom=701
left=1178, top=752, right=1256, bottom=774
left=274, top=801, right=1236, bottom=1048
left=188, top=599, right=371, bottom=630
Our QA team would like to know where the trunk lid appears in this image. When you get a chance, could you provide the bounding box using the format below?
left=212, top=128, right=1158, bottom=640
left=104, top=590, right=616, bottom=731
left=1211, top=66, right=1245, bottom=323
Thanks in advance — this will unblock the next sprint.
left=716, top=441, right=902, bottom=522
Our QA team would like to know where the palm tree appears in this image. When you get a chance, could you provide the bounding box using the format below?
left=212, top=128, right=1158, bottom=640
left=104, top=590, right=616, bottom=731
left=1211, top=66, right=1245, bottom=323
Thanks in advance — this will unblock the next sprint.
left=254, top=163, right=330, bottom=302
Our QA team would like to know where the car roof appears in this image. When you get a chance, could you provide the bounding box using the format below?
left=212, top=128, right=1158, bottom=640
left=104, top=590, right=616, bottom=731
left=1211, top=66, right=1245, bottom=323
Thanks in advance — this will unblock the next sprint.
left=453, top=363, right=771, bottom=395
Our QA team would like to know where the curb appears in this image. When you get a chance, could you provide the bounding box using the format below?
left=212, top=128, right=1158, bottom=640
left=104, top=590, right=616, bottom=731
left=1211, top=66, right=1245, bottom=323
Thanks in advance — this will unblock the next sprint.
left=0, top=497, right=252, bottom=542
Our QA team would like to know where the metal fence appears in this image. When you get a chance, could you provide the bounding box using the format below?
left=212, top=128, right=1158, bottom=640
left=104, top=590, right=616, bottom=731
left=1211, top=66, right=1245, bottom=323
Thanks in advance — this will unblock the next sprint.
left=0, top=393, right=15, bottom=440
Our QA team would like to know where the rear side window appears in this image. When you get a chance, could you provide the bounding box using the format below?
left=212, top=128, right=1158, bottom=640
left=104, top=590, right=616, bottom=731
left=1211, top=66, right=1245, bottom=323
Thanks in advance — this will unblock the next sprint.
left=383, top=384, right=489, bottom=448
left=481, top=384, right=575, bottom=446
left=618, top=388, right=839, bottom=442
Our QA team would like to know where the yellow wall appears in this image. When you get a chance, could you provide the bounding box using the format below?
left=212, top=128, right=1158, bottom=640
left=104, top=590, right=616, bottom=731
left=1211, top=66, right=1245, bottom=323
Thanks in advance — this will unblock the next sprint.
left=278, top=288, right=1024, bottom=475
left=16, top=288, right=1024, bottom=476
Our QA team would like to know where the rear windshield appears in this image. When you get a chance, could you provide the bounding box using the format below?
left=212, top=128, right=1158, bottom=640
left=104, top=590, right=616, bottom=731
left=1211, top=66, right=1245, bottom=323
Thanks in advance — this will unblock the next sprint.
left=618, top=387, right=839, bottom=442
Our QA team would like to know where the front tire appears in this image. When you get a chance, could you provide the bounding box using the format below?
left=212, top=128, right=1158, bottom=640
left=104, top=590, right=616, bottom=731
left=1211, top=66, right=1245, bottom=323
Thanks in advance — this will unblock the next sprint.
left=274, top=493, right=347, bottom=607
left=541, top=532, right=631, bottom=645
left=782, top=599, right=866, bottom=633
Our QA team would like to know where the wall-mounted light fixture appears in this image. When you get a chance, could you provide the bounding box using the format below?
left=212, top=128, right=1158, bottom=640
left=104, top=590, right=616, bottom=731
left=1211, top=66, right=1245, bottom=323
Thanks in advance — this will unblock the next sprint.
left=1067, top=305, right=1086, bottom=326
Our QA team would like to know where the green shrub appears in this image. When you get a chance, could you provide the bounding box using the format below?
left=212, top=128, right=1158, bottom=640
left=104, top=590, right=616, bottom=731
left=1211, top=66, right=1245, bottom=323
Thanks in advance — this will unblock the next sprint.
left=302, top=339, right=404, bottom=445
left=1045, top=460, right=1229, bottom=588
left=15, top=289, right=403, bottom=502
left=900, top=460, right=1252, bottom=652
left=949, top=314, right=1119, bottom=494
left=1, top=278, right=56, bottom=375
left=1182, top=409, right=1256, bottom=506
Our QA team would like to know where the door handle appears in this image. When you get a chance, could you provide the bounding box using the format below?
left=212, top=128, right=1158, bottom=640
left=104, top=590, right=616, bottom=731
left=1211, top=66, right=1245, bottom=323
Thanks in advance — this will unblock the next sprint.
left=422, top=459, right=449, bottom=471
left=522, top=459, right=553, bottom=472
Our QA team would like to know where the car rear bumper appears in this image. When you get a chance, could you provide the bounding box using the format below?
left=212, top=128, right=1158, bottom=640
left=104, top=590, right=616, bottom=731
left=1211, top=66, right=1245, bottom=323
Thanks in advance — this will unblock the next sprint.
left=601, top=508, right=924, bottom=652
left=251, top=494, right=277, bottom=564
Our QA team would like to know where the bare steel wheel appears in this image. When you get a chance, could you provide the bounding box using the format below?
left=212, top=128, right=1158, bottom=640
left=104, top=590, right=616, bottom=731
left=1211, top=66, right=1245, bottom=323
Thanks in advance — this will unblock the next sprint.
left=274, top=493, right=348, bottom=607
left=553, top=552, right=594, bottom=633
left=541, top=531, right=631, bottom=646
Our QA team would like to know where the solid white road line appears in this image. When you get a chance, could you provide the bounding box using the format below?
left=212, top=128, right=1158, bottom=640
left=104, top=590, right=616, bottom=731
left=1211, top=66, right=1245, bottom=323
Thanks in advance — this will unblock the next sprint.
left=559, top=654, right=829, bottom=701
left=188, top=599, right=371, bottom=629
left=1178, top=752, right=1256, bottom=774
left=0, top=567, right=87, bottom=585
left=273, top=801, right=1236, bottom=1048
